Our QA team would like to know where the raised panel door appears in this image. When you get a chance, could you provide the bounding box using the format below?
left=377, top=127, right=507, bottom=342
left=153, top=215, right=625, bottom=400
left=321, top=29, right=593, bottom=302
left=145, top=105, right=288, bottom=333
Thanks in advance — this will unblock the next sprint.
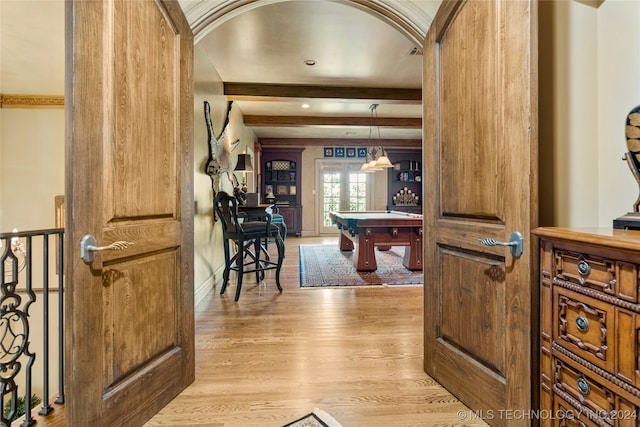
left=423, top=1, right=538, bottom=424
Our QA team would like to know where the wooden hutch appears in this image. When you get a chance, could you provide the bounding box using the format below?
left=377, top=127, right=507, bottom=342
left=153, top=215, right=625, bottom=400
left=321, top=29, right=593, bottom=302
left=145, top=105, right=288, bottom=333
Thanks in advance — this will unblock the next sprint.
left=386, top=148, right=422, bottom=214
left=260, top=147, right=304, bottom=236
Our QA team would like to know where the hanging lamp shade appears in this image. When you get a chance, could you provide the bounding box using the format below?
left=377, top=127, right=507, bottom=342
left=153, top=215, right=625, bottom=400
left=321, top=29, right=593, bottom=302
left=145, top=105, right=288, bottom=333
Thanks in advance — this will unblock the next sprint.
left=375, top=152, right=393, bottom=168
left=366, top=104, right=392, bottom=171
left=367, top=159, right=382, bottom=171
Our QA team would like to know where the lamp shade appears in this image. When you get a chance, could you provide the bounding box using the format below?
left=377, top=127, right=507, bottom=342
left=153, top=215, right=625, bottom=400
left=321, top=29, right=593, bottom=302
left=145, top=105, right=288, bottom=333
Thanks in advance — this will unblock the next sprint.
left=375, top=154, right=393, bottom=168
left=235, top=154, right=253, bottom=171
left=367, top=160, right=382, bottom=171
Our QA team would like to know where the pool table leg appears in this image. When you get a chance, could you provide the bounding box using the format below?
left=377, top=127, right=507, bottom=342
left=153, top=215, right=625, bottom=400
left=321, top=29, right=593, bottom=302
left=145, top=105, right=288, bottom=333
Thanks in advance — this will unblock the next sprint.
left=353, top=228, right=377, bottom=271
left=402, top=228, right=423, bottom=270
left=338, top=229, right=355, bottom=251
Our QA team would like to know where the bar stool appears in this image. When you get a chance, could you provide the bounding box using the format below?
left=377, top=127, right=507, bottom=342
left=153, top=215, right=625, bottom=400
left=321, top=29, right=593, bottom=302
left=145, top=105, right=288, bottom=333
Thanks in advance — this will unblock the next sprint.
left=213, top=191, right=285, bottom=301
left=270, top=206, right=287, bottom=241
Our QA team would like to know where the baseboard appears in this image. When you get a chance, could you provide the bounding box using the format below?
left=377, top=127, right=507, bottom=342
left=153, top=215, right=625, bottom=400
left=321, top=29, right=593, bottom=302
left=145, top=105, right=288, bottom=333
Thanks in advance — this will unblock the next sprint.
left=194, top=265, right=225, bottom=305
left=194, top=276, right=214, bottom=305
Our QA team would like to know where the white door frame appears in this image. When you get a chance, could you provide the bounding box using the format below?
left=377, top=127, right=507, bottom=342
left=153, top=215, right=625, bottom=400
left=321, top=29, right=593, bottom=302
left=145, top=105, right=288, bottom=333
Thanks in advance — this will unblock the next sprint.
left=315, top=159, right=376, bottom=235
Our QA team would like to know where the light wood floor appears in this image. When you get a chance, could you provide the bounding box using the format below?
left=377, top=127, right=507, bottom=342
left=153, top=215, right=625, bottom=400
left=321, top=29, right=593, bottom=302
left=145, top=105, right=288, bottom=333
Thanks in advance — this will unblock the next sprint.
left=145, top=236, right=486, bottom=427
left=30, top=236, right=487, bottom=426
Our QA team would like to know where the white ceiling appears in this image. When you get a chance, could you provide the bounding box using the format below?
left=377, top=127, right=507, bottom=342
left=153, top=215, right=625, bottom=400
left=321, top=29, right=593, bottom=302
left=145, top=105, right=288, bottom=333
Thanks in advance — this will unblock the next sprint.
left=191, top=0, right=441, bottom=140
left=1, top=0, right=441, bottom=141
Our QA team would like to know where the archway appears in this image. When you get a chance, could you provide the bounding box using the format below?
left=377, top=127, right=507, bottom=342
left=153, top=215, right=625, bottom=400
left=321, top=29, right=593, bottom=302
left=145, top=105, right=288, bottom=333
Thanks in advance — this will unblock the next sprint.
left=183, top=0, right=431, bottom=46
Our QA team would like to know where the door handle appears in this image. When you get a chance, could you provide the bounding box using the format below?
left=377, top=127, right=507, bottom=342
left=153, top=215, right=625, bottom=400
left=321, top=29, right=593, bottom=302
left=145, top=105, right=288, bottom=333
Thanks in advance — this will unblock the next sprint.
left=80, top=234, right=134, bottom=263
left=478, top=231, right=524, bottom=257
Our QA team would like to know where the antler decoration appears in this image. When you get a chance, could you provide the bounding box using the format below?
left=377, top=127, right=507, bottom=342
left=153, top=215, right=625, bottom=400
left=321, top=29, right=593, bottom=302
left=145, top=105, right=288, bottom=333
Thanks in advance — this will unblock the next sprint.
left=204, top=100, right=242, bottom=219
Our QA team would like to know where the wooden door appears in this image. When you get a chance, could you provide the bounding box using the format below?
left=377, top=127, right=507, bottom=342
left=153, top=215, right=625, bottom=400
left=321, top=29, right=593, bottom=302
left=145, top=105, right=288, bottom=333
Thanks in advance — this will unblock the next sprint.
left=423, top=1, right=538, bottom=425
left=65, top=0, right=194, bottom=425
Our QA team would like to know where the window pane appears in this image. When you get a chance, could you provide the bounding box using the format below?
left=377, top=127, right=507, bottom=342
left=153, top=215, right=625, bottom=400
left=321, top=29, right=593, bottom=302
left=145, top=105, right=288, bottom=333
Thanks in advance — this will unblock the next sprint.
left=348, top=172, right=367, bottom=212
left=322, top=172, right=341, bottom=226
left=321, top=168, right=368, bottom=229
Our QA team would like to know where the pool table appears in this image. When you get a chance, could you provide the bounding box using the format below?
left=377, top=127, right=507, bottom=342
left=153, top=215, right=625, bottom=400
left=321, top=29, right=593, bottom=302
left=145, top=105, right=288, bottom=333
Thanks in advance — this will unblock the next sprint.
left=329, top=210, right=423, bottom=272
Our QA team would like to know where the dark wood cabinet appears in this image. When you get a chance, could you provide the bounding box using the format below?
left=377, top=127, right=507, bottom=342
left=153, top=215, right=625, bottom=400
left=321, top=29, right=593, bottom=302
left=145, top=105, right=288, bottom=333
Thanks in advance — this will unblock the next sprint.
left=260, top=148, right=304, bottom=236
left=386, top=148, right=422, bottom=214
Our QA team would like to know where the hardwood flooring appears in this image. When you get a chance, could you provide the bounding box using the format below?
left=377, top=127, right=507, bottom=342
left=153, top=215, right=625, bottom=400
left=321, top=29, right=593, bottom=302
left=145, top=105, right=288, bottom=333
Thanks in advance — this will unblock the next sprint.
left=29, top=236, right=487, bottom=426
left=145, top=236, right=486, bottom=427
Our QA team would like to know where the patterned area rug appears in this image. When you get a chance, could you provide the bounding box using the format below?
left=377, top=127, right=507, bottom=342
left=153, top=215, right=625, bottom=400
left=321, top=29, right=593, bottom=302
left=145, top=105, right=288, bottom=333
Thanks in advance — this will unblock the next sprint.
left=282, top=408, right=343, bottom=427
left=299, top=244, right=423, bottom=287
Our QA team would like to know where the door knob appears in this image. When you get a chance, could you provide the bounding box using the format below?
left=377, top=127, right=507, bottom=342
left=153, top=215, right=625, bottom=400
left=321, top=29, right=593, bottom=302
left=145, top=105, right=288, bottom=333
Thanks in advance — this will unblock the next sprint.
left=80, top=234, right=133, bottom=263
left=478, top=231, right=524, bottom=257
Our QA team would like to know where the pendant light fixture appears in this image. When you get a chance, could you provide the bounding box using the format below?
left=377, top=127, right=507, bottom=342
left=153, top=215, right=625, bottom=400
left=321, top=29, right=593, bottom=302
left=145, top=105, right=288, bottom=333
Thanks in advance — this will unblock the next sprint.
left=360, top=104, right=392, bottom=172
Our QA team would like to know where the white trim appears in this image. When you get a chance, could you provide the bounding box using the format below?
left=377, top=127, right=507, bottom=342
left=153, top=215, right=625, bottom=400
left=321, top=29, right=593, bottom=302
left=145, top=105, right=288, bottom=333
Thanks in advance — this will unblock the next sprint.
left=180, top=0, right=429, bottom=45
left=315, top=159, right=376, bottom=235
left=194, top=264, right=225, bottom=305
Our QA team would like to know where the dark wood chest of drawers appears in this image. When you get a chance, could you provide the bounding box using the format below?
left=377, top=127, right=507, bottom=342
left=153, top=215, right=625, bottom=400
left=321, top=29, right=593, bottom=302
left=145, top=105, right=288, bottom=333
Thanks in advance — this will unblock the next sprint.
left=534, top=228, right=640, bottom=426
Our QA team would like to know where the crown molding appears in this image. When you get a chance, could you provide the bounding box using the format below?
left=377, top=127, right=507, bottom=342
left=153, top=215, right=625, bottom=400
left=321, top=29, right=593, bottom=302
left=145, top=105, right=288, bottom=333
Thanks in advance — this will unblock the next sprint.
left=574, top=0, right=605, bottom=8
left=0, top=94, right=64, bottom=109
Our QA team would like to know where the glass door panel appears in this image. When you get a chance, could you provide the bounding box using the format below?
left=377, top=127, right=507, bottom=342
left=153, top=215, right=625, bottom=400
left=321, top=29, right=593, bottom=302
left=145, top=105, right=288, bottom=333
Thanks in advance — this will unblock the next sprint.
left=348, top=172, right=368, bottom=211
left=319, top=163, right=369, bottom=234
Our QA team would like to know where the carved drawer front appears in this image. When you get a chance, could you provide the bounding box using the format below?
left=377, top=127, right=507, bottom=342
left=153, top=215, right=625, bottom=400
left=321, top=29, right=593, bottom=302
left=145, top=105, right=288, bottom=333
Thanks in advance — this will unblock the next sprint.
left=554, top=249, right=616, bottom=295
left=537, top=229, right=640, bottom=427
left=554, top=358, right=616, bottom=425
left=554, top=248, right=640, bottom=303
left=553, top=287, right=613, bottom=371
left=553, top=396, right=603, bottom=427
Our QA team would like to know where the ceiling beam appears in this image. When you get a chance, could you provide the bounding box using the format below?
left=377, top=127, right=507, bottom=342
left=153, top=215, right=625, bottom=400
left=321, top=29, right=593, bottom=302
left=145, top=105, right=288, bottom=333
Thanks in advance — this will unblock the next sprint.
left=224, top=83, right=422, bottom=104
left=243, top=115, right=421, bottom=128
left=258, top=138, right=422, bottom=147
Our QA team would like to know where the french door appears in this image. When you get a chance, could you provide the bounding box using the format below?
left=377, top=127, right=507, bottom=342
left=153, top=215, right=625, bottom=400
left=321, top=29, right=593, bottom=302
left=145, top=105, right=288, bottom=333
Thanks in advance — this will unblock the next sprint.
left=318, top=162, right=370, bottom=234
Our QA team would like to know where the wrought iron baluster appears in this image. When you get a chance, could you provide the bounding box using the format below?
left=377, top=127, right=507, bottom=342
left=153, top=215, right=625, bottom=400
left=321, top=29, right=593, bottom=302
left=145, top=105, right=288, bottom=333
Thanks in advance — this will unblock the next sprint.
left=22, top=235, right=36, bottom=427
left=56, top=231, right=64, bottom=405
left=39, top=235, right=52, bottom=417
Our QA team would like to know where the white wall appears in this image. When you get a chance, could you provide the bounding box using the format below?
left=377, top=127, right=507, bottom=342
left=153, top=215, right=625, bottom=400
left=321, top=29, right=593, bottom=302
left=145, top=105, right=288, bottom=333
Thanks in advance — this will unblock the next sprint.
left=597, top=0, right=640, bottom=225
left=540, top=0, right=640, bottom=227
left=539, top=1, right=599, bottom=227
left=0, top=108, right=65, bottom=231
left=0, top=0, right=65, bottom=232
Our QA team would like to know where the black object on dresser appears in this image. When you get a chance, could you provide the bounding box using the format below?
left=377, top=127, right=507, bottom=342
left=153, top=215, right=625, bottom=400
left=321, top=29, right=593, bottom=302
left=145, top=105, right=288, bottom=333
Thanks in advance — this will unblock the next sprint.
left=260, top=148, right=304, bottom=236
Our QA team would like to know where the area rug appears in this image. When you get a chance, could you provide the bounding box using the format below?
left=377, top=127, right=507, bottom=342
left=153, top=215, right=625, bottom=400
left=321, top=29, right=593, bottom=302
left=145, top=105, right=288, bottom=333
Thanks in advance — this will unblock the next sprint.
left=282, top=408, right=343, bottom=427
left=299, top=244, right=423, bottom=287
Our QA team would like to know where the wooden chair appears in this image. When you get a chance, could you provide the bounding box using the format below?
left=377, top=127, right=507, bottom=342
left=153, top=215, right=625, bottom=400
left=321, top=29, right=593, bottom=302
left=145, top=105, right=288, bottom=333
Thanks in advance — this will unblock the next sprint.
left=213, top=191, right=284, bottom=301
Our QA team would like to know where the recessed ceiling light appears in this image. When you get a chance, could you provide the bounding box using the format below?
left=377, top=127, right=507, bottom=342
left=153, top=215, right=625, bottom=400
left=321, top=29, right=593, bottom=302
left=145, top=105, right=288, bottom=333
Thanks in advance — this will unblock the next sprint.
left=304, top=59, right=316, bottom=66
left=302, top=104, right=310, bottom=109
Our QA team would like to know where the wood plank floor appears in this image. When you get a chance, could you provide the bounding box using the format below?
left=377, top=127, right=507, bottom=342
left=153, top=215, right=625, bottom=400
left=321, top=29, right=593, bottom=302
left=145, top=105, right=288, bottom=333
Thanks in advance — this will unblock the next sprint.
left=29, top=236, right=487, bottom=426
left=145, top=236, right=486, bottom=427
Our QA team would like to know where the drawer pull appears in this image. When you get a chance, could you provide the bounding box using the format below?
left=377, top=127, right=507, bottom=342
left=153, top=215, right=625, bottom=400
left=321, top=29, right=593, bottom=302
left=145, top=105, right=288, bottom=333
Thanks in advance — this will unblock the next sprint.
left=577, top=259, right=591, bottom=276
left=575, top=316, right=590, bottom=332
left=576, top=377, right=590, bottom=395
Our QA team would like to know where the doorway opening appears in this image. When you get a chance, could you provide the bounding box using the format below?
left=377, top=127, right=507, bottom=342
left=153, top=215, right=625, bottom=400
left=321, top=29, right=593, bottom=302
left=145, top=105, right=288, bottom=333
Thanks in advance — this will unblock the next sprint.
left=317, top=161, right=372, bottom=234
